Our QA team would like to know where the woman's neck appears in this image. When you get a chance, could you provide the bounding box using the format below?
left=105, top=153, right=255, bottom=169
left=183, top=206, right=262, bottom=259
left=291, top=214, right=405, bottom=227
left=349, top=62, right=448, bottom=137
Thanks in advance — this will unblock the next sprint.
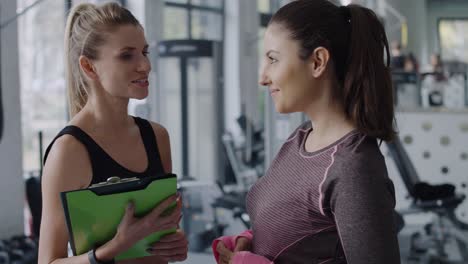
left=78, top=93, right=133, bottom=133
left=303, top=81, right=357, bottom=152
left=303, top=109, right=356, bottom=153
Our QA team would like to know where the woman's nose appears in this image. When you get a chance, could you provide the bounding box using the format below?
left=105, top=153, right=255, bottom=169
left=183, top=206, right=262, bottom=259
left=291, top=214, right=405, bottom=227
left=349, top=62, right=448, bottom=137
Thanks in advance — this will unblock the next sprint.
left=138, top=56, right=151, bottom=73
left=259, top=68, right=271, bottom=86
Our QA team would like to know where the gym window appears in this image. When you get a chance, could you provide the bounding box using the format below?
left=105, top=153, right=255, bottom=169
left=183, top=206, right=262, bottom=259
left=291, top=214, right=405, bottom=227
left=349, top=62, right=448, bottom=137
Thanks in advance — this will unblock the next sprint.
left=438, top=19, right=468, bottom=63
left=17, top=0, right=67, bottom=177
left=164, top=0, right=224, bottom=41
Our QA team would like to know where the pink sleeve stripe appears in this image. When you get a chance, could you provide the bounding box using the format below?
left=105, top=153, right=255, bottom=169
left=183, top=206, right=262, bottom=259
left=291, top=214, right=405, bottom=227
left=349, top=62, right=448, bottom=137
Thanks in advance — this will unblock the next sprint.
left=319, top=145, right=338, bottom=216
left=286, top=128, right=309, bottom=143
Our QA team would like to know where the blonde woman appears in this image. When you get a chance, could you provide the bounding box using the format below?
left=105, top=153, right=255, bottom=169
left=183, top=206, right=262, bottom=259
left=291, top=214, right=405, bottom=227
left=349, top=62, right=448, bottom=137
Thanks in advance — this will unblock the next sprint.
left=38, top=3, right=188, bottom=264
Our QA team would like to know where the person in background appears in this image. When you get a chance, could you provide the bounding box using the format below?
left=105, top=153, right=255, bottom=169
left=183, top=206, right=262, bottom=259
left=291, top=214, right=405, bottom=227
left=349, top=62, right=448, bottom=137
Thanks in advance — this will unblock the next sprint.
left=429, top=53, right=446, bottom=81
left=404, top=52, right=419, bottom=73
left=421, top=53, right=446, bottom=81
left=213, top=0, right=400, bottom=263
left=430, top=53, right=444, bottom=73
left=38, top=3, right=188, bottom=264
left=390, top=40, right=406, bottom=71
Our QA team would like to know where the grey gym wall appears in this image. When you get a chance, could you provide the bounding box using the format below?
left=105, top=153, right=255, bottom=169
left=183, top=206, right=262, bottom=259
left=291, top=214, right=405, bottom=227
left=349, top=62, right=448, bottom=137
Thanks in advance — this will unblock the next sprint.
left=0, top=0, right=25, bottom=238
left=382, top=112, right=468, bottom=225
left=426, top=0, right=468, bottom=57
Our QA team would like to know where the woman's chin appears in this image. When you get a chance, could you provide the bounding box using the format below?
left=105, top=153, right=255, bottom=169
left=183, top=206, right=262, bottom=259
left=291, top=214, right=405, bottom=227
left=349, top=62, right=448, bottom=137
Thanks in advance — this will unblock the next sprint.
left=131, top=91, right=149, bottom=100
left=274, top=103, right=293, bottom=114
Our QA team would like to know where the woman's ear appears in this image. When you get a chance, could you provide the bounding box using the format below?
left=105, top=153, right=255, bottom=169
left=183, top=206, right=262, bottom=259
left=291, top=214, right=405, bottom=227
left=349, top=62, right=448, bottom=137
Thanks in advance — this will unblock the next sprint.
left=79, top=55, right=98, bottom=80
left=309, top=47, right=330, bottom=78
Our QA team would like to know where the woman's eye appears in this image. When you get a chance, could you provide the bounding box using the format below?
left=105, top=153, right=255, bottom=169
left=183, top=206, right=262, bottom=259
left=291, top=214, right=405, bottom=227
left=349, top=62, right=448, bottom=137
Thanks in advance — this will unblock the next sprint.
left=268, top=56, right=278, bottom=64
left=143, top=51, right=150, bottom=57
left=120, top=53, right=133, bottom=60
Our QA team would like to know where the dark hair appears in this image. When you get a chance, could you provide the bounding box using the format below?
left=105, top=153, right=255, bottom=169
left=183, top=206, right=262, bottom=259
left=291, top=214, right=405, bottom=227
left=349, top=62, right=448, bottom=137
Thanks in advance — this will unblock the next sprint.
left=270, top=0, right=396, bottom=141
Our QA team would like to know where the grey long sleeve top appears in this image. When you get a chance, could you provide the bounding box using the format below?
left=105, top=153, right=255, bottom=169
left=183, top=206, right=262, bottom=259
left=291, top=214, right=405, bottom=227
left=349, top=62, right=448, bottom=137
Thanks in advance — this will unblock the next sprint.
left=245, top=121, right=401, bottom=264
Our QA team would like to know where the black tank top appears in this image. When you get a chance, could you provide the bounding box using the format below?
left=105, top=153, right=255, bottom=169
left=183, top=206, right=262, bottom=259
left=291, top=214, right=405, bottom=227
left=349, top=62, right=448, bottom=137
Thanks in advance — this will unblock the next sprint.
left=43, top=116, right=166, bottom=186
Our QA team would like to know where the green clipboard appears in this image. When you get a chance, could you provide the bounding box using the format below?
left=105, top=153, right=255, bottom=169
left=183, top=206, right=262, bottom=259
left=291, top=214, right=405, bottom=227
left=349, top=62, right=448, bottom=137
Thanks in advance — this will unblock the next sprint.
left=60, top=173, right=178, bottom=261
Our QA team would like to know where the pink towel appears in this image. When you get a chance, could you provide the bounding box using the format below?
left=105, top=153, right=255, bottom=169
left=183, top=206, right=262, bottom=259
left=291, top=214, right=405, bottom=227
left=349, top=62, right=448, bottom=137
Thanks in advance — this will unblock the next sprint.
left=212, top=230, right=272, bottom=264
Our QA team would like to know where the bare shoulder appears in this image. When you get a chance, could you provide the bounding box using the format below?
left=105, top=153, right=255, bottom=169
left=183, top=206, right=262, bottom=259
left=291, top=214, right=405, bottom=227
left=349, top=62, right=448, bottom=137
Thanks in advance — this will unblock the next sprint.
left=149, top=122, right=169, bottom=140
left=148, top=121, right=172, bottom=173
left=42, top=134, right=92, bottom=190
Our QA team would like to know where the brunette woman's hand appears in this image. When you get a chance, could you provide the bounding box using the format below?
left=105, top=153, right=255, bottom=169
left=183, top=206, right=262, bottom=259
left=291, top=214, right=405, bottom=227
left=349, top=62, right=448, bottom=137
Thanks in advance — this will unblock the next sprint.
left=216, top=242, right=234, bottom=264
left=233, top=237, right=251, bottom=252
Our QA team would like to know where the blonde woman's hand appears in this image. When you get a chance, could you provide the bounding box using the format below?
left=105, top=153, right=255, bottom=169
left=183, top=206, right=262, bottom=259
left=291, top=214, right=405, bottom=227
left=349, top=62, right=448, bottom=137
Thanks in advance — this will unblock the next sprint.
left=98, top=193, right=182, bottom=261
left=146, top=229, right=188, bottom=262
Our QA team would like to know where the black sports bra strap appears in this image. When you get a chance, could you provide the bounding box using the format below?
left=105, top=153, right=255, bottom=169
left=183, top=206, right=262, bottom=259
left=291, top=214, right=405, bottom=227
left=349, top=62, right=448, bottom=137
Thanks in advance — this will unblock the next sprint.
left=133, top=117, right=165, bottom=175
left=43, top=126, right=101, bottom=166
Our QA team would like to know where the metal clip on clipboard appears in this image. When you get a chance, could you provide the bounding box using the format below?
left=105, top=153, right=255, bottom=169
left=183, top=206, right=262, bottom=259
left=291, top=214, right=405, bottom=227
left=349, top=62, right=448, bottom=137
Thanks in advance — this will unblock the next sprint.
left=89, top=176, right=139, bottom=188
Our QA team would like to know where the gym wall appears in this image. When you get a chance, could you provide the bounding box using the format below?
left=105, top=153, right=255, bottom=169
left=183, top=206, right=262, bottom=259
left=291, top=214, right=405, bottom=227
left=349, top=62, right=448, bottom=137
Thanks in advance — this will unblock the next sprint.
left=383, top=111, right=468, bottom=225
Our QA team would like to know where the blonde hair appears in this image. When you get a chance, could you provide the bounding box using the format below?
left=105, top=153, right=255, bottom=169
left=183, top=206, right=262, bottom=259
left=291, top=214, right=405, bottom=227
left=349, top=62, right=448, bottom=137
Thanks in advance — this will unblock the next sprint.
left=65, top=2, right=140, bottom=118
